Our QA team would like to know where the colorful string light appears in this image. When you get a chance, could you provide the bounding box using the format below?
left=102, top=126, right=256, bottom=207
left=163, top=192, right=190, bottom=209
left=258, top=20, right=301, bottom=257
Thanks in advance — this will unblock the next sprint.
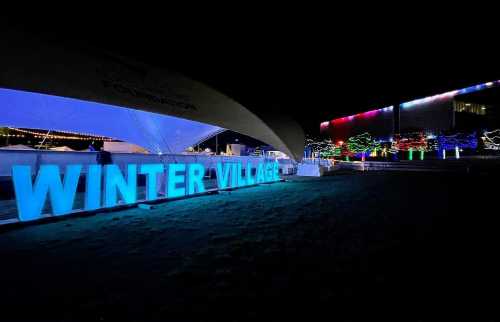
left=346, top=132, right=380, bottom=154
left=392, top=133, right=427, bottom=152
left=304, top=137, right=339, bottom=158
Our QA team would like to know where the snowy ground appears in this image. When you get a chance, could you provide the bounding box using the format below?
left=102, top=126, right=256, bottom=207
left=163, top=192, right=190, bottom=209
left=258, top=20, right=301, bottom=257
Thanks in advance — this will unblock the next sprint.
left=0, top=172, right=499, bottom=321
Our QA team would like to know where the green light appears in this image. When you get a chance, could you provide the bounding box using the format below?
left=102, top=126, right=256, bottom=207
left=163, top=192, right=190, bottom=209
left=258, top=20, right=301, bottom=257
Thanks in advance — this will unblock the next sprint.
left=408, top=148, right=413, bottom=161
left=420, top=150, right=424, bottom=160
left=346, top=132, right=380, bottom=154
left=346, top=156, right=350, bottom=162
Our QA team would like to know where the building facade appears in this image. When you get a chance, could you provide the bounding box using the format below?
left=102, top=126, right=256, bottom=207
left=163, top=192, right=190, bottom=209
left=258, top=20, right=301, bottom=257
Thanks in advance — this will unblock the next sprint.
left=321, top=81, right=500, bottom=142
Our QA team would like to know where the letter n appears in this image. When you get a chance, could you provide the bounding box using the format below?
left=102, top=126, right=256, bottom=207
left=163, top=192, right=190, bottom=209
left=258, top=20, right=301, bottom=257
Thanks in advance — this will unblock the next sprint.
left=104, top=164, right=137, bottom=207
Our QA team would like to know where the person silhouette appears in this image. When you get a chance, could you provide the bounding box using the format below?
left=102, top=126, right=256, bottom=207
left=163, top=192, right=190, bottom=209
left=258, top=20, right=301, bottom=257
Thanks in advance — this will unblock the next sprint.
left=96, top=147, right=112, bottom=165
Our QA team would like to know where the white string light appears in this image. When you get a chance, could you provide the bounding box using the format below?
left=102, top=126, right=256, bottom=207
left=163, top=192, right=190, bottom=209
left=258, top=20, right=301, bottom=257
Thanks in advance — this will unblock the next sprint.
left=0, top=134, right=25, bottom=138
left=7, top=127, right=115, bottom=141
left=482, top=129, right=500, bottom=150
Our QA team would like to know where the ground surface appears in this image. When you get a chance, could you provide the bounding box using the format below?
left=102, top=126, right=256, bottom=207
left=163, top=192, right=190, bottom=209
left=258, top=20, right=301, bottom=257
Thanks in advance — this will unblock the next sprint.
left=0, top=172, right=499, bottom=321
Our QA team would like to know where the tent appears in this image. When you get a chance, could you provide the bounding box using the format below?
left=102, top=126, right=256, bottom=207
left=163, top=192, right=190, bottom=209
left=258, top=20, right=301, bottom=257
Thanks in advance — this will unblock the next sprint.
left=49, top=146, right=76, bottom=152
left=0, top=144, right=34, bottom=150
left=103, top=142, right=149, bottom=154
left=0, top=87, right=223, bottom=155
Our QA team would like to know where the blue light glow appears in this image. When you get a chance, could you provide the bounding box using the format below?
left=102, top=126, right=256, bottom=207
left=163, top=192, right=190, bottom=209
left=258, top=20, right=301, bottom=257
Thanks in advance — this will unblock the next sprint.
left=231, top=163, right=238, bottom=188
left=216, top=162, right=232, bottom=189
left=12, top=165, right=81, bottom=221
left=140, top=163, right=164, bottom=201
left=256, top=163, right=265, bottom=183
left=11, top=161, right=283, bottom=223
left=216, top=161, right=278, bottom=188
left=85, top=165, right=102, bottom=210
left=437, top=132, right=477, bottom=151
left=273, top=161, right=280, bottom=181
left=104, top=164, right=137, bottom=207
left=187, top=163, right=206, bottom=195
left=265, top=162, right=273, bottom=181
left=167, top=163, right=186, bottom=198
left=246, top=162, right=256, bottom=185
left=236, top=163, right=246, bottom=187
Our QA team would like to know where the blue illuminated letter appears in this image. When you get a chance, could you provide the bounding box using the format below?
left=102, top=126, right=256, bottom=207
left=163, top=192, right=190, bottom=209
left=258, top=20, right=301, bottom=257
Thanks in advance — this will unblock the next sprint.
left=216, top=162, right=231, bottom=189
left=231, top=163, right=237, bottom=188
left=12, top=164, right=82, bottom=221
left=265, top=162, right=274, bottom=182
left=104, top=164, right=137, bottom=207
left=246, top=162, right=255, bottom=185
left=140, top=163, right=164, bottom=201
left=256, top=162, right=265, bottom=183
left=85, top=165, right=102, bottom=210
left=188, top=163, right=206, bottom=195
left=167, top=163, right=186, bottom=198
left=237, top=162, right=246, bottom=187
left=272, top=161, right=280, bottom=181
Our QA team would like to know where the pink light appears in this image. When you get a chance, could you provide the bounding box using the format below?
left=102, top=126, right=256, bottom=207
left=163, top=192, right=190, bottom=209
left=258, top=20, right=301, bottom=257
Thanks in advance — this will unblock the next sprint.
left=331, top=107, right=385, bottom=123
left=361, top=109, right=378, bottom=117
left=320, top=121, right=329, bottom=130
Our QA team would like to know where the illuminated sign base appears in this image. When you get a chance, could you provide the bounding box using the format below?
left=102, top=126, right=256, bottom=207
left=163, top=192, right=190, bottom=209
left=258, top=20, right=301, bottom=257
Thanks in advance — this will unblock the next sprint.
left=7, top=161, right=281, bottom=225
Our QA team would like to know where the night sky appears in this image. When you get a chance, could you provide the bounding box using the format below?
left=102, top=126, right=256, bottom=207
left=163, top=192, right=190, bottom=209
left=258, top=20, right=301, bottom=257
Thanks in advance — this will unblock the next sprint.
left=3, top=9, right=500, bottom=135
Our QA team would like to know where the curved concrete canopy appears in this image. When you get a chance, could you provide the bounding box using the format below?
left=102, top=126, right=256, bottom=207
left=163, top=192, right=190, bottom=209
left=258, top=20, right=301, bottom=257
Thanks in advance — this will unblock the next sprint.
left=0, top=30, right=305, bottom=160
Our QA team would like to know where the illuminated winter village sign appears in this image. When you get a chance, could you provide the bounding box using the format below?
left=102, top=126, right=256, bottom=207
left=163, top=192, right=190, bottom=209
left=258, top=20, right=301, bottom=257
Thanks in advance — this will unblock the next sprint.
left=11, top=161, right=280, bottom=222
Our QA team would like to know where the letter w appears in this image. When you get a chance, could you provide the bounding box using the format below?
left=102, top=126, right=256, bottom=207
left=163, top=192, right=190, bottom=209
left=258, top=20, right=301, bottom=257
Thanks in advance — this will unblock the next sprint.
left=12, top=165, right=81, bottom=221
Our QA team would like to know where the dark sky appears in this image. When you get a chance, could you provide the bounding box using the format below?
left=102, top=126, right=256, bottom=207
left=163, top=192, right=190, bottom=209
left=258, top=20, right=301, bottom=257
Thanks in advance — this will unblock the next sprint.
left=3, top=8, right=500, bottom=135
